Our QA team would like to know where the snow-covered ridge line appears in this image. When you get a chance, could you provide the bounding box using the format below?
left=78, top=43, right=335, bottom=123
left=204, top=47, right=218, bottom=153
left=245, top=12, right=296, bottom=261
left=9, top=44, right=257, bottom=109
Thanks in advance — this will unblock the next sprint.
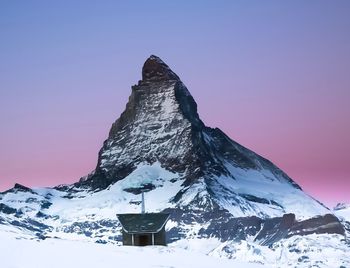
left=0, top=163, right=345, bottom=246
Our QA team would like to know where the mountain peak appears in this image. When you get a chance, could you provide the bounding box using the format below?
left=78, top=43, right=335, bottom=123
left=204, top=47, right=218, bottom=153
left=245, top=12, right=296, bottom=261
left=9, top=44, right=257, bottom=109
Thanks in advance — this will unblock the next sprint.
left=75, top=55, right=328, bottom=223
left=142, top=55, right=180, bottom=82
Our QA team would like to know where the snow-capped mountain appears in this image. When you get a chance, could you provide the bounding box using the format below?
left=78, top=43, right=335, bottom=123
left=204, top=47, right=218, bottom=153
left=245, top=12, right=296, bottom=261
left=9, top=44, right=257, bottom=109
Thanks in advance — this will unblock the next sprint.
left=0, top=55, right=349, bottom=267
left=76, top=55, right=328, bottom=219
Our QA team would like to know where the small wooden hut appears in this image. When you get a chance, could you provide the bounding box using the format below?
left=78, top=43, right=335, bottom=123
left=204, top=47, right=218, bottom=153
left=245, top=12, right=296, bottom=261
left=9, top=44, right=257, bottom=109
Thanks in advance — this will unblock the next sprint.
left=117, top=192, right=170, bottom=246
left=117, top=213, right=170, bottom=246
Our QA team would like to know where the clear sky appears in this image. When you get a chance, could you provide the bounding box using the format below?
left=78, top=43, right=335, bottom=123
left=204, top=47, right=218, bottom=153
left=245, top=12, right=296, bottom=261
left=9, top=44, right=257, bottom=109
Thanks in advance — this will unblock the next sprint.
left=0, top=1, right=349, bottom=207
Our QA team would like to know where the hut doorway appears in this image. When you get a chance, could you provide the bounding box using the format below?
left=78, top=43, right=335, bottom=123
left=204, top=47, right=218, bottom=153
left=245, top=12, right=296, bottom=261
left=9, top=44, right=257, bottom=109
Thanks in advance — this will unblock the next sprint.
left=138, top=234, right=150, bottom=246
left=117, top=192, right=170, bottom=247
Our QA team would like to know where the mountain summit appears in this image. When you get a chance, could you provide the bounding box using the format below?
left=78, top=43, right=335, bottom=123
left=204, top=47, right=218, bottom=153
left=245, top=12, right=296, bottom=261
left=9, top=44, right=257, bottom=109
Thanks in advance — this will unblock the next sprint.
left=76, top=55, right=327, bottom=219
left=142, top=55, right=180, bottom=82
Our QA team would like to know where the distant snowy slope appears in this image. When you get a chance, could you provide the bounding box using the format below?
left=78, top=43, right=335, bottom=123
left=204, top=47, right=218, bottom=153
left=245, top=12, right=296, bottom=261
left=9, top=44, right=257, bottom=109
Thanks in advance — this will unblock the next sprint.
left=334, top=203, right=350, bottom=222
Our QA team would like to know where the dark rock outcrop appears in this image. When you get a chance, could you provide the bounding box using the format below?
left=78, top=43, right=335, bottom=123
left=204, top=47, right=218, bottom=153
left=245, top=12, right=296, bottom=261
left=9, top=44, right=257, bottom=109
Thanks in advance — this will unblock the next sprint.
left=288, top=214, right=345, bottom=237
left=142, top=55, right=180, bottom=82
left=164, top=209, right=345, bottom=245
left=255, top=213, right=296, bottom=246
left=254, top=213, right=345, bottom=246
left=0, top=203, right=18, bottom=215
left=1, top=183, right=35, bottom=195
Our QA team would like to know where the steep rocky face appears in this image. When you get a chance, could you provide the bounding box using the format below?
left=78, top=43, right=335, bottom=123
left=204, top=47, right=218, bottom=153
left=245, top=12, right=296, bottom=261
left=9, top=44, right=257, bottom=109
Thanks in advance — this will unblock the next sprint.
left=78, top=55, right=300, bottom=193
left=71, top=55, right=331, bottom=220
left=79, top=56, right=205, bottom=190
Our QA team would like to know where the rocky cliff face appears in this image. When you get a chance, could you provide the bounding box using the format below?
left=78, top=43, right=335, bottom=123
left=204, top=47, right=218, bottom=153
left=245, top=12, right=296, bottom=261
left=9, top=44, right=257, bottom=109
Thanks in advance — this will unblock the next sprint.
left=79, top=56, right=205, bottom=190
left=73, top=55, right=327, bottom=219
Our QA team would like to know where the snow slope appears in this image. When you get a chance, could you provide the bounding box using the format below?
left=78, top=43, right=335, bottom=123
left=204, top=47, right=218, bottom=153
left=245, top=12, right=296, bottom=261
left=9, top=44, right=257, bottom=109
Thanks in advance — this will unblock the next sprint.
left=334, top=203, right=350, bottom=222
left=210, top=234, right=350, bottom=268
left=0, top=162, right=335, bottom=244
left=0, top=230, right=265, bottom=268
left=1, top=228, right=349, bottom=268
left=210, top=163, right=329, bottom=219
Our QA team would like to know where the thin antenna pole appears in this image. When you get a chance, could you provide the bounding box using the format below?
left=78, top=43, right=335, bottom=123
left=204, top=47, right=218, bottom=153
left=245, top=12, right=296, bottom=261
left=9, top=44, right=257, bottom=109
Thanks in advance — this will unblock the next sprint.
left=141, top=191, right=145, bottom=214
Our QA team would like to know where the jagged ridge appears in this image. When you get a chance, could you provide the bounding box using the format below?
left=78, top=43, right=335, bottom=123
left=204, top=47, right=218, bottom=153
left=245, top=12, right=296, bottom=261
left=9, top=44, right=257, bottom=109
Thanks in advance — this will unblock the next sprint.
left=73, top=55, right=326, bottom=220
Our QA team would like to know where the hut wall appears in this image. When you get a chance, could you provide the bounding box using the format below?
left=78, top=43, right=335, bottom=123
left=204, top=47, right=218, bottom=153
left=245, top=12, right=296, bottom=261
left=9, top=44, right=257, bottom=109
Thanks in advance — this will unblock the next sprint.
left=122, top=228, right=167, bottom=246
left=122, top=230, right=133, bottom=245
left=154, top=227, right=166, bottom=245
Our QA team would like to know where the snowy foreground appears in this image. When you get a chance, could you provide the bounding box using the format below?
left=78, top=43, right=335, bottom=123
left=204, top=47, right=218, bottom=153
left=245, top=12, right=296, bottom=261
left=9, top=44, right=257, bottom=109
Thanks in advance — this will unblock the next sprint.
left=0, top=230, right=263, bottom=268
left=1, top=228, right=349, bottom=268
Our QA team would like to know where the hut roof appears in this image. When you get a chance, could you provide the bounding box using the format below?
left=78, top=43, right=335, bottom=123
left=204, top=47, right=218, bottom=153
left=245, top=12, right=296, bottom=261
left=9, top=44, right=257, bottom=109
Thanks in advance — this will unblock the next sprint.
left=117, top=213, right=170, bottom=234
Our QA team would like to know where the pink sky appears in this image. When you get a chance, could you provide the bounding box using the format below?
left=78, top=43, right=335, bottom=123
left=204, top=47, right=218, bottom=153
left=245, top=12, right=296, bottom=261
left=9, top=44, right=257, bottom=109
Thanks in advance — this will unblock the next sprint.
left=0, top=1, right=349, bottom=207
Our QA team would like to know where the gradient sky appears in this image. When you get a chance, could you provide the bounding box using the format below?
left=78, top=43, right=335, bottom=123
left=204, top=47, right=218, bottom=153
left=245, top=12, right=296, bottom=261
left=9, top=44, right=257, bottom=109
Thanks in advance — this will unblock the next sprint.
left=0, top=1, right=349, bottom=207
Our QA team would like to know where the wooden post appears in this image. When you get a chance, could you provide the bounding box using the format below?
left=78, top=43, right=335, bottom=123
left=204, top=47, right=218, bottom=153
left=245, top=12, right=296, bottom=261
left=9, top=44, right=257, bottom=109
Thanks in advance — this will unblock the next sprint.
left=132, top=234, right=134, bottom=246
left=152, top=233, right=155, bottom=245
left=141, top=192, right=145, bottom=214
